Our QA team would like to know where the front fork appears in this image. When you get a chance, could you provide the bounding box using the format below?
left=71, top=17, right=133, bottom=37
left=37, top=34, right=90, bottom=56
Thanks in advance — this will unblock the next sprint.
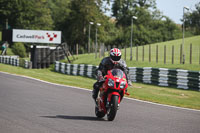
left=106, top=92, right=121, bottom=108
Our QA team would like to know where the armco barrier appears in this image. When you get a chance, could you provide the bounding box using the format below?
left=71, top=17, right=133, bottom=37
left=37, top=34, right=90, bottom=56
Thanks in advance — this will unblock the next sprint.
left=55, top=61, right=200, bottom=91
left=0, top=56, right=31, bottom=69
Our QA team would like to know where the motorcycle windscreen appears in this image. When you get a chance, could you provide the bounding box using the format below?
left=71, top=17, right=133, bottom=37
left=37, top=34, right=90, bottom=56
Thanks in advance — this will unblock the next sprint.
left=111, top=69, right=124, bottom=79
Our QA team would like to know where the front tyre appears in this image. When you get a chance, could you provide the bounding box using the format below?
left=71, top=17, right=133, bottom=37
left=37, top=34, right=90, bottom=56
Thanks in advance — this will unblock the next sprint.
left=107, top=95, right=118, bottom=121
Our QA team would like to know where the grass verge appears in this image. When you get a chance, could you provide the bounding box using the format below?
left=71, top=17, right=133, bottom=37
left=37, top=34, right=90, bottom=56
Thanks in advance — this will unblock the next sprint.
left=0, top=63, right=200, bottom=110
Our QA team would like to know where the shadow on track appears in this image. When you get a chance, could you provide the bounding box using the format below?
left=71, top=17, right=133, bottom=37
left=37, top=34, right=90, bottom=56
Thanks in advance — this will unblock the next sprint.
left=41, top=115, right=105, bottom=121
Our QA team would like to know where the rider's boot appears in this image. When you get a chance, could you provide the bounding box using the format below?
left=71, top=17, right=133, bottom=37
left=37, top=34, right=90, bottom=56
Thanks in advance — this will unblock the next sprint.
left=92, top=97, right=98, bottom=107
left=92, top=88, right=98, bottom=107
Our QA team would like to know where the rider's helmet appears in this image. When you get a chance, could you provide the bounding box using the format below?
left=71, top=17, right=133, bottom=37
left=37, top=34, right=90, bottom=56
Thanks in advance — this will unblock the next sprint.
left=110, top=48, right=121, bottom=64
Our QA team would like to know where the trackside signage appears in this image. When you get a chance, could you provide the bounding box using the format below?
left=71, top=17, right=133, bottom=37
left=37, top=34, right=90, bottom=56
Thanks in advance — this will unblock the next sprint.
left=12, top=29, right=61, bottom=44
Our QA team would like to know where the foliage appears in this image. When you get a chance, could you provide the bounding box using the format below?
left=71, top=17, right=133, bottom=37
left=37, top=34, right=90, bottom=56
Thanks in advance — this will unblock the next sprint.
left=0, top=0, right=198, bottom=50
left=63, top=0, right=103, bottom=46
left=112, top=0, right=156, bottom=27
left=12, top=42, right=27, bottom=58
left=6, top=47, right=15, bottom=55
left=0, top=0, right=53, bottom=30
left=110, top=0, right=183, bottom=46
left=48, top=0, right=71, bottom=30
left=185, top=2, right=200, bottom=35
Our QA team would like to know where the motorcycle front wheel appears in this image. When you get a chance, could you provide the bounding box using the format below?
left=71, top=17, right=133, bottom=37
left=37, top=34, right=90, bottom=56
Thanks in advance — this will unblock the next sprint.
left=107, top=95, right=118, bottom=121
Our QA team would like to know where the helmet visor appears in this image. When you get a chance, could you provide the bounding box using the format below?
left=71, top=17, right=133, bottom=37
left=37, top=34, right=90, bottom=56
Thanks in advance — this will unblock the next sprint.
left=111, top=55, right=121, bottom=61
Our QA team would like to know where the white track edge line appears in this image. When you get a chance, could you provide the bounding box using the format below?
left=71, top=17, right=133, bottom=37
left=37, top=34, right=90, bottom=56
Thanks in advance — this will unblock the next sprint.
left=1, top=71, right=200, bottom=112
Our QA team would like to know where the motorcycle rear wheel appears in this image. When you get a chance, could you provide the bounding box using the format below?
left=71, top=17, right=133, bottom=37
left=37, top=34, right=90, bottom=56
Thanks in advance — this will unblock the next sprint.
left=95, top=106, right=105, bottom=118
left=107, top=95, right=118, bottom=121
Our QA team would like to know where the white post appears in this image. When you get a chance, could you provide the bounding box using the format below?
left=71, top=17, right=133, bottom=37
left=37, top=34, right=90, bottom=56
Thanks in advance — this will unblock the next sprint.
left=88, top=22, right=93, bottom=53
left=182, top=6, right=189, bottom=64
left=130, top=16, right=137, bottom=61
left=95, top=23, right=101, bottom=59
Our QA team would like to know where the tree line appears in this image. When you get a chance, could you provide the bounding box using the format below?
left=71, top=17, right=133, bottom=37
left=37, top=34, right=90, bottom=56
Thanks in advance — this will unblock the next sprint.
left=0, top=0, right=199, bottom=52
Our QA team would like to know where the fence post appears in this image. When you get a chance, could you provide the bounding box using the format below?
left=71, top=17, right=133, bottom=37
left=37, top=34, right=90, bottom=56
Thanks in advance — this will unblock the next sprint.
left=156, top=45, right=158, bottom=63
left=76, top=44, right=79, bottom=56
left=172, top=45, right=174, bottom=64
left=199, top=44, right=200, bottom=65
left=142, top=45, right=144, bottom=61
left=149, top=44, right=151, bottom=62
left=180, top=44, right=182, bottom=64
left=136, top=46, right=138, bottom=61
left=91, top=42, right=94, bottom=53
left=107, top=45, right=111, bottom=56
left=190, top=43, right=192, bottom=64
left=164, top=45, right=166, bottom=64
left=103, top=43, right=105, bottom=57
left=99, top=48, right=101, bottom=58
left=95, top=42, right=98, bottom=59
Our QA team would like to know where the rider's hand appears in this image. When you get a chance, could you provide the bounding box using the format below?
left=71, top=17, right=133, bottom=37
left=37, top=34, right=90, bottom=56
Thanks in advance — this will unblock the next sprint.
left=98, top=75, right=104, bottom=81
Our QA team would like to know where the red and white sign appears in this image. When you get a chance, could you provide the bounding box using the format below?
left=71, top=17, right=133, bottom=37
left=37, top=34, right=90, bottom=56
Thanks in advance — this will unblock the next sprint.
left=12, top=29, right=61, bottom=44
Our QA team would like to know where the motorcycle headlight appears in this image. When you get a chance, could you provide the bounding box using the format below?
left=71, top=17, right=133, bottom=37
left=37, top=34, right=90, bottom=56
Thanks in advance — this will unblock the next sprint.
left=108, top=79, right=114, bottom=87
left=120, top=82, right=126, bottom=89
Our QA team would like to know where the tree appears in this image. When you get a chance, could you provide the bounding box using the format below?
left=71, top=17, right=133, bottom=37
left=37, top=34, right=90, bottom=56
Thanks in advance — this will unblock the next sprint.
left=112, top=0, right=137, bottom=26
left=185, top=2, right=200, bottom=35
left=0, top=0, right=19, bottom=29
left=112, top=0, right=156, bottom=26
left=0, top=0, right=53, bottom=30
left=16, top=0, right=54, bottom=30
left=48, top=0, right=71, bottom=30
left=63, top=0, right=104, bottom=47
left=0, top=0, right=184, bottom=52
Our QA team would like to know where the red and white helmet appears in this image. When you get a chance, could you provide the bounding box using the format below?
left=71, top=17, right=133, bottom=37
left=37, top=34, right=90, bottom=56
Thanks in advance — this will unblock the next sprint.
left=110, top=48, right=121, bottom=64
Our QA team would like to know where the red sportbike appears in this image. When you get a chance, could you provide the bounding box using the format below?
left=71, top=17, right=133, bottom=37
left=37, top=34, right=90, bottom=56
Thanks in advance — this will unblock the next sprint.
left=95, top=68, right=129, bottom=121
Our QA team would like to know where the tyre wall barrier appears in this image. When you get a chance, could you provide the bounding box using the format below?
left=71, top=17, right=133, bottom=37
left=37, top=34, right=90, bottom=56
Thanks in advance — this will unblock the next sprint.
left=31, top=45, right=66, bottom=69
left=55, top=61, right=97, bottom=79
left=55, top=61, right=200, bottom=91
left=0, top=56, right=32, bottom=69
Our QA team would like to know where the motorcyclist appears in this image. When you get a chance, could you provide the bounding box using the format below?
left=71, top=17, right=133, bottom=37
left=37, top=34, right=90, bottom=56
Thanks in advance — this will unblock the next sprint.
left=92, top=48, right=132, bottom=102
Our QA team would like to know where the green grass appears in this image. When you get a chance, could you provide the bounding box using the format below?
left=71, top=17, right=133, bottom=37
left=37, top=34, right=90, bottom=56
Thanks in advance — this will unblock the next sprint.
left=0, top=64, right=94, bottom=89
left=6, top=48, right=15, bottom=55
left=0, top=63, right=200, bottom=110
left=129, top=36, right=200, bottom=64
left=67, top=36, right=200, bottom=71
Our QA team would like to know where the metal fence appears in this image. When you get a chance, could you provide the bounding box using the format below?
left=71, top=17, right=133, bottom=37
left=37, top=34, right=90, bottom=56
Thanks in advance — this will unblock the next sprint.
left=55, top=61, right=200, bottom=91
left=74, top=43, right=200, bottom=64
